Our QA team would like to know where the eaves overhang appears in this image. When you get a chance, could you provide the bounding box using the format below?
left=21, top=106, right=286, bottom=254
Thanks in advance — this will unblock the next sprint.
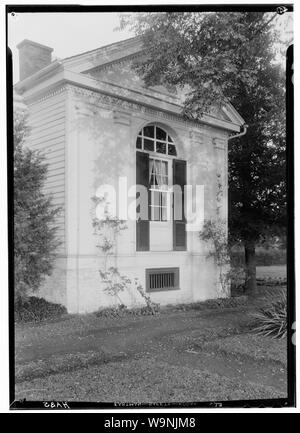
left=14, top=60, right=63, bottom=94
left=16, top=67, right=242, bottom=133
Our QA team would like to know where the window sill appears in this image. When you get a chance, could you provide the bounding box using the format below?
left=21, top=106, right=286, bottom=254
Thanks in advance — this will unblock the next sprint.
left=136, top=250, right=188, bottom=253
left=146, top=286, right=180, bottom=293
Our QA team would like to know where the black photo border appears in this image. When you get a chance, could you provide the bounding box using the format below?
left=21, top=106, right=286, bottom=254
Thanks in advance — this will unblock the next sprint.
left=6, top=3, right=295, bottom=411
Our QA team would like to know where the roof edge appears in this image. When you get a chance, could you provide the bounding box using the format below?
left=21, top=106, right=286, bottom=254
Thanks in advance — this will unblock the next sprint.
left=18, top=71, right=242, bottom=133
left=63, top=35, right=141, bottom=63
left=14, top=60, right=63, bottom=93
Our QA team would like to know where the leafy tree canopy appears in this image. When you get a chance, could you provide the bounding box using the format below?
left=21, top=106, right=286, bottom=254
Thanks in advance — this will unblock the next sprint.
left=120, top=11, right=287, bottom=292
left=120, top=12, right=284, bottom=117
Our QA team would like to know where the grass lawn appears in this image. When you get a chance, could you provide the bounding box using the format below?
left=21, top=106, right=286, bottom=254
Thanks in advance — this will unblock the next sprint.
left=256, top=265, right=286, bottom=280
left=14, top=281, right=287, bottom=404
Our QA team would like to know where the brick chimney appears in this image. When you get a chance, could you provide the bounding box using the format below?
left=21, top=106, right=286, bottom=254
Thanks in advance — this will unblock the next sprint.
left=17, top=39, right=53, bottom=81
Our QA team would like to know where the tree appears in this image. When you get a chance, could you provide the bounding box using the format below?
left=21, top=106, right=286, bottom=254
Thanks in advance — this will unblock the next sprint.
left=120, top=11, right=286, bottom=294
left=14, top=101, right=61, bottom=301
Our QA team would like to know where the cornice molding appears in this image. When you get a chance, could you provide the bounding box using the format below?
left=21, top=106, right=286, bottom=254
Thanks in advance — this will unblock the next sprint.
left=25, top=84, right=69, bottom=106
left=22, top=81, right=240, bottom=135
left=84, top=52, right=143, bottom=75
left=69, top=84, right=203, bottom=130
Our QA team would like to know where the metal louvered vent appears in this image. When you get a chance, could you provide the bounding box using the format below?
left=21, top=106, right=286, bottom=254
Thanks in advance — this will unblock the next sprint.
left=146, top=268, right=180, bottom=292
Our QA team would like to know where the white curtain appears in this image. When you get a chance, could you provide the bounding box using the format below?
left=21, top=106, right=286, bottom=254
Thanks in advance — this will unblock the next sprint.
left=149, top=159, right=161, bottom=186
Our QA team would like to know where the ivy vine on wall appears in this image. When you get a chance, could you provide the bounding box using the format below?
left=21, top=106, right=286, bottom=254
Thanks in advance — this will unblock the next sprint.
left=91, top=195, right=159, bottom=314
left=199, top=174, right=246, bottom=296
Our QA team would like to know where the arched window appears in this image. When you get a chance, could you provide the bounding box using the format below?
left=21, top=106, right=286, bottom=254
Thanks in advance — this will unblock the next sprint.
left=136, top=125, right=177, bottom=156
left=136, top=124, right=186, bottom=252
left=136, top=125, right=177, bottom=222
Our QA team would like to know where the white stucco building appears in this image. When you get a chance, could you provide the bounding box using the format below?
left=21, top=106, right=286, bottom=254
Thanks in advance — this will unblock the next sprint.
left=14, top=37, right=245, bottom=313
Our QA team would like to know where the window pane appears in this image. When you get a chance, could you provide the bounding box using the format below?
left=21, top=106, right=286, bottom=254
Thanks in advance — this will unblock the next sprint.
left=156, top=127, right=167, bottom=141
left=144, top=138, right=154, bottom=152
left=138, top=127, right=176, bottom=156
left=161, top=192, right=168, bottom=207
left=151, top=190, right=160, bottom=206
left=161, top=177, right=168, bottom=188
left=156, top=141, right=166, bottom=154
left=161, top=161, right=168, bottom=176
left=136, top=136, right=142, bottom=149
left=151, top=206, right=160, bottom=221
left=150, top=160, right=159, bottom=187
left=161, top=207, right=168, bottom=221
left=143, top=125, right=155, bottom=138
left=168, top=144, right=177, bottom=156
left=150, top=173, right=158, bottom=187
left=149, top=159, right=154, bottom=180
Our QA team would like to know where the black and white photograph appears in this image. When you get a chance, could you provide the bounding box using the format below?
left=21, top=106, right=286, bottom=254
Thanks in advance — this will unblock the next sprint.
left=5, top=2, right=295, bottom=411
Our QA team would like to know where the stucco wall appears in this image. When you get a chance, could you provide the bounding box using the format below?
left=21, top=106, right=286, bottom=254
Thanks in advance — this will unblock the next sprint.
left=20, top=77, right=230, bottom=313
left=61, top=85, right=229, bottom=313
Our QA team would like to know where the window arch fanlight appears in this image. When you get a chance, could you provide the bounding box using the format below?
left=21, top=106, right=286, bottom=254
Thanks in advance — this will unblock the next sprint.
left=136, top=125, right=177, bottom=157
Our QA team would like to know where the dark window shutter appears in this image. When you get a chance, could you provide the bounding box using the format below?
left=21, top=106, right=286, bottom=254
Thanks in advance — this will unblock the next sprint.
left=136, top=151, right=150, bottom=251
left=173, top=159, right=187, bottom=250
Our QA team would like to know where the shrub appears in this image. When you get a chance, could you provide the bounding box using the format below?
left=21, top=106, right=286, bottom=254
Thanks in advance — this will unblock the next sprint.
left=135, top=280, right=160, bottom=315
left=170, top=296, right=248, bottom=312
left=251, top=290, right=287, bottom=339
left=94, top=301, right=160, bottom=319
left=15, top=296, right=67, bottom=323
left=94, top=304, right=128, bottom=318
left=14, top=106, right=61, bottom=300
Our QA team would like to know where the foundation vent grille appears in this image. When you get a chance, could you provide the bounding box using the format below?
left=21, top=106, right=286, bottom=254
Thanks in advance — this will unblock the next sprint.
left=146, top=267, right=179, bottom=292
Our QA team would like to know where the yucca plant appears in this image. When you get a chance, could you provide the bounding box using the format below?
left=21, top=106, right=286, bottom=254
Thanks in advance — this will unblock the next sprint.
left=251, top=289, right=287, bottom=339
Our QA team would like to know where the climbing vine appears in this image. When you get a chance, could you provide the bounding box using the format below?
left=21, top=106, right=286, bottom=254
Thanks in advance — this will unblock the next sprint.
left=92, top=195, right=130, bottom=303
left=199, top=174, right=245, bottom=296
left=92, top=195, right=159, bottom=313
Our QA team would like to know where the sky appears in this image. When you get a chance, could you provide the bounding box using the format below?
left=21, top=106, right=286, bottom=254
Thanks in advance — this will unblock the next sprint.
left=8, top=12, right=134, bottom=83
left=8, top=10, right=293, bottom=84
left=1, top=3, right=297, bottom=413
